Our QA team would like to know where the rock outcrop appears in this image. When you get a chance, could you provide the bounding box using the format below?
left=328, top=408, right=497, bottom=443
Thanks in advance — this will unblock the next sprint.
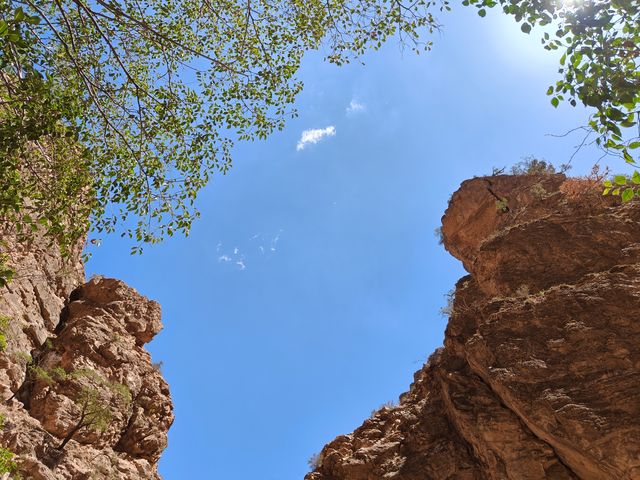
left=306, top=174, right=640, bottom=480
left=0, top=238, right=173, bottom=479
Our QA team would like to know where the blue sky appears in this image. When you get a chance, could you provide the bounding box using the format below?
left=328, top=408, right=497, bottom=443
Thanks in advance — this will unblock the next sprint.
left=86, top=6, right=607, bottom=480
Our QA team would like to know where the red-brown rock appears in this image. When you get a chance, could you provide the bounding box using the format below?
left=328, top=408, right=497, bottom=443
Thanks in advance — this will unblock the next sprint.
left=306, top=175, right=640, bottom=480
left=0, top=237, right=173, bottom=479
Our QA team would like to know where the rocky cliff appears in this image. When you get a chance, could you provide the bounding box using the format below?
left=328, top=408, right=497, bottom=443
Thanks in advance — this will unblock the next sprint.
left=306, top=174, right=640, bottom=480
left=0, top=238, right=173, bottom=479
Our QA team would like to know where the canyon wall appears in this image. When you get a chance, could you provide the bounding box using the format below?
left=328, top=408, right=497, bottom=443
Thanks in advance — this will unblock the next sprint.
left=306, top=174, right=640, bottom=480
left=0, top=238, right=173, bottom=479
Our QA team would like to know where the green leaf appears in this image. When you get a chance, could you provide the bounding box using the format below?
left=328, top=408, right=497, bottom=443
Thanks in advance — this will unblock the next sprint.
left=551, top=97, right=559, bottom=108
left=603, top=180, right=613, bottom=187
left=614, top=175, right=627, bottom=186
left=478, top=8, right=486, bottom=17
left=603, top=187, right=611, bottom=195
left=623, top=149, right=636, bottom=165
left=521, top=23, right=531, bottom=34
left=633, top=171, right=640, bottom=185
left=622, top=188, right=634, bottom=202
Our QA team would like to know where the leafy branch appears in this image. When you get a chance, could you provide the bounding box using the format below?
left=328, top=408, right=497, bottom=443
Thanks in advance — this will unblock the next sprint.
left=0, top=0, right=446, bottom=254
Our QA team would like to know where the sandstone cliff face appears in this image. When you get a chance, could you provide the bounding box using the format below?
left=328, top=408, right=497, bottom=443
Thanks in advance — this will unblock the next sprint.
left=0, top=239, right=173, bottom=479
left=306, top=174, right=640, bottom=480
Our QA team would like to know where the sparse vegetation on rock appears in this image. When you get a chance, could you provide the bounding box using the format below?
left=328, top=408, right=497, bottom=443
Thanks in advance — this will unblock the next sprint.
left=0, top=244, right=173, bottom=478
left=308, top=452, right=322, bottom=471
left=0, top=447, right=17, bottom=475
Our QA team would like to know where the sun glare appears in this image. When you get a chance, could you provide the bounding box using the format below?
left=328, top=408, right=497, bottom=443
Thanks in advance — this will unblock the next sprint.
left=490, top=14, right=560, bottom=72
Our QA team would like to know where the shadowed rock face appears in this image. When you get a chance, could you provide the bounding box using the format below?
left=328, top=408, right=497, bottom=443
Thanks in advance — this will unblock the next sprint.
left=306, top=175, right=640, bottom=480
left=0, top=238, right=173, bottom=479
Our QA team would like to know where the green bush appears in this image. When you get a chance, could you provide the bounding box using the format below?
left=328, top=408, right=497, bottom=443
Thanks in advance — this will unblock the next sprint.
left=28, top=365, right=56, bottom=386
left=0, top=315, right=10, bottom=352
left=13, top=351, right=32, bottom=365
left=0, top=447, right=17, bottom=474
left=28, top=364, right=68, bottom=385
left=0, top=260, right=13, bottom=288
left=109, top=382, right=132, bottom=406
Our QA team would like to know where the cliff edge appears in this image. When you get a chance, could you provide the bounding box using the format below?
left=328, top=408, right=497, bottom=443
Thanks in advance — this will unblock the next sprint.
left=0, top=237, right=173, bottom=479
left=306, top=174, right=640, bottom=480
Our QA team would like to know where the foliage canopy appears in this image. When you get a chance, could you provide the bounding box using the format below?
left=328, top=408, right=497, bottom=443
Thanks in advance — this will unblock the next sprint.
left=0, top=0, right=638, bottom=256
left=0, top=0, right=446, bottom=253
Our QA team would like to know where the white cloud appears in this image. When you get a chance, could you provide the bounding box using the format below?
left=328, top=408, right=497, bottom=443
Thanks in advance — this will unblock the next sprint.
left=218, top=255, right=231, bottom=263
left=346, top=99, right=365, bottom=115
left=270, top=230, right=283, bottom=252
left=296, top=126, right=336, bottom=151
left=236, top=260, right=246, bottom=270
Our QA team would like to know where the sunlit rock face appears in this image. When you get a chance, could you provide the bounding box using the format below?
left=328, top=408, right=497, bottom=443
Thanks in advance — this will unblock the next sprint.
left=306, top=174, right=640, bottom=480
left=0, top=236, right=173, bottom=479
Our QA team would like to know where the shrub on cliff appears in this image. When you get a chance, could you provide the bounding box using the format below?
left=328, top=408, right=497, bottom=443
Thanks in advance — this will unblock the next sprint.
left=510, top=157, right=563, bottom=176
left=0, top=447, right=17, bottom=475
left=22, top=362, right=132, bottom=451
left=0, top=315, right=9, bottom=351
left=58, top=378, right=130, bottom=451
left=57, top=386, right=115, bottom=451
left=308, top=452, right=322, bottom=470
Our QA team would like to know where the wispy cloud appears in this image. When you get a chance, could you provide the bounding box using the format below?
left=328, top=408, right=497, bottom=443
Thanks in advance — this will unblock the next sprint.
left=346, top=99, right=365, bottom=115
left=270, top=230, right=283, bottom=252
left=296, top=126, right=336, bottom=151
left=217, top=230, right=283, bottom=270
left=217, top=245, right=245, bottom=270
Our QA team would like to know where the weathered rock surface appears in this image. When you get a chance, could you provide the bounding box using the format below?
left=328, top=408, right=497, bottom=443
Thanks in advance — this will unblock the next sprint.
left=306, top=174, right=640, bottom=480
left=0, top=238, right=173, bottom=479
